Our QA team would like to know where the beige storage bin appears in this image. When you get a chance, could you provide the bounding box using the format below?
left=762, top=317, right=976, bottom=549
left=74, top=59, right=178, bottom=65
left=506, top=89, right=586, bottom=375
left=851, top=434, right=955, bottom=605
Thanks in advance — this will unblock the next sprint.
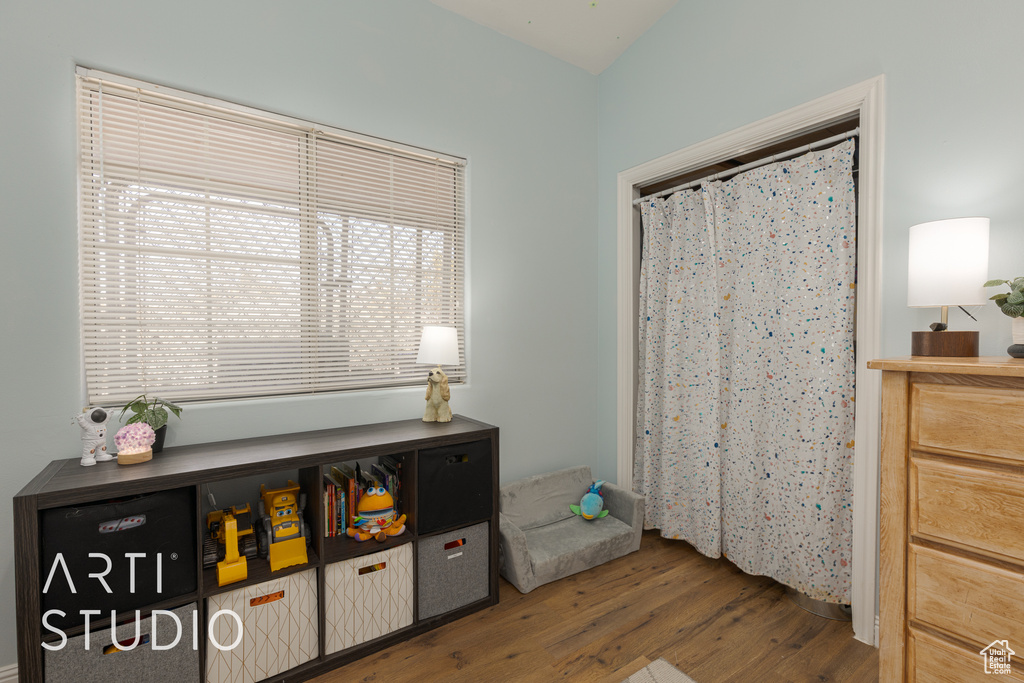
left=325, top=543, right=413, bottom=654
left=205, top=568, right=318, bottom=683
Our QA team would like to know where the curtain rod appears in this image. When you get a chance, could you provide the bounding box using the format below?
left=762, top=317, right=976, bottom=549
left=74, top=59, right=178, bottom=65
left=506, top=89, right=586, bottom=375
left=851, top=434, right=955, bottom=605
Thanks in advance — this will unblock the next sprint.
left=633, top=127, right=860, bottom=206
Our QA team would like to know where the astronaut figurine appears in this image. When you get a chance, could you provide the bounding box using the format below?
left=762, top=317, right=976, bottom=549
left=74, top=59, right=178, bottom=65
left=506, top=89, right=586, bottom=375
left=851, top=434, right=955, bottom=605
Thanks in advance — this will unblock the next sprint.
left=76, top=406, right=113, bottom=466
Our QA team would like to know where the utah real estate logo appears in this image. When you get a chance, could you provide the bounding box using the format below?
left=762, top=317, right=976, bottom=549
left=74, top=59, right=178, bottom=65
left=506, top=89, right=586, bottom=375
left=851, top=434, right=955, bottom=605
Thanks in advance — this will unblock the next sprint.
left=981, top=640, right=1015, bottom=675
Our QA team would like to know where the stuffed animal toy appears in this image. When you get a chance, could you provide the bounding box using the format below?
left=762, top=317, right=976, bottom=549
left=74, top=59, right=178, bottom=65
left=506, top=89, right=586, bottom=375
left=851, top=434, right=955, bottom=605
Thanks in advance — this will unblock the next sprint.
left=347, top=486, right=407, bottom=542
left=422, top=367, right=452, bottom=423
left=75, top=406, right=113, bottom=467
left=570, top=480, right=609, bottom=520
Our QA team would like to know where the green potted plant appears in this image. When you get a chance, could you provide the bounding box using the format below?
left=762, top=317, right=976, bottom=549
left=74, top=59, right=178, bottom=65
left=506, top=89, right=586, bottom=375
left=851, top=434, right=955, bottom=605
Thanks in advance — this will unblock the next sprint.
left=118, top=395, right=183, bottom=453
left=984, top=277, right=1024, bottom=358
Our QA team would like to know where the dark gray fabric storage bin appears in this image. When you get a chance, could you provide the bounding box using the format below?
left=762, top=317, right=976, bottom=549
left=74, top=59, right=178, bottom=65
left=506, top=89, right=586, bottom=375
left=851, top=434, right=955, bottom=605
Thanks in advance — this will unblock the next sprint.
left=44, top=602, right=200, bottom=683
left=417, top=522, right=489, bottom=620
left=418, top=439, right=492, bottom=533
left=40, top=487, right=197, bottom=631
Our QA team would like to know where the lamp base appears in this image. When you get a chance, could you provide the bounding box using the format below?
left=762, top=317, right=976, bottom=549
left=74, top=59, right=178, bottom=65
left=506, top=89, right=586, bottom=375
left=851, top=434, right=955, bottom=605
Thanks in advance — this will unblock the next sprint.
left=911, top=330, right=979, bottom=357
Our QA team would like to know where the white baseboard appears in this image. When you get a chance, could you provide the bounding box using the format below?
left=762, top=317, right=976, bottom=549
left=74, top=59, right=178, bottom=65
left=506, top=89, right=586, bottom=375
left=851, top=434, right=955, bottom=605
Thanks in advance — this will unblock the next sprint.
left=875, top=616, right=880, bottom=648
left=0, top=662, right=17, bottom=682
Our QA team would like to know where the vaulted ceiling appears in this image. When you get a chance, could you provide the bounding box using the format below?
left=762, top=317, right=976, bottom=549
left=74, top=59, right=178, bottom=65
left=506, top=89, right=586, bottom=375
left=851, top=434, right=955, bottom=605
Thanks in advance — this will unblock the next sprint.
left=429, top=0, right=679, bottom=74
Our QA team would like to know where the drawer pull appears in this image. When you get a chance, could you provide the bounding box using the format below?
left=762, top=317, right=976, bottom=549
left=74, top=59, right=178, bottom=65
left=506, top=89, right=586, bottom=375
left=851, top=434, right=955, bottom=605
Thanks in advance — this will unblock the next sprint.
left=443, top=539, right=466, bottom=551
left=103, top=633, right=150, bottom=654
left=250, top=590, right=285, bottom=607
left=358, top=562, right=387, bottom=576
left=445, top=454, right=470, bottom=465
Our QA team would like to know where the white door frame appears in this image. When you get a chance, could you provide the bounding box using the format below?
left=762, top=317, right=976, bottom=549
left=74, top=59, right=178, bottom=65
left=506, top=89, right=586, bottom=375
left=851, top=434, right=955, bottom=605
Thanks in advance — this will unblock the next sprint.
left=615, top=76, right=885, bottom=646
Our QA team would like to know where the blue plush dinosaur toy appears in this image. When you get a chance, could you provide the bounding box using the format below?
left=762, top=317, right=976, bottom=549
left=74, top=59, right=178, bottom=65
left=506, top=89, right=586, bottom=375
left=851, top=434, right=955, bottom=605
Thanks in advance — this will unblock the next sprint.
left=570, top=480, right=609, bottom=520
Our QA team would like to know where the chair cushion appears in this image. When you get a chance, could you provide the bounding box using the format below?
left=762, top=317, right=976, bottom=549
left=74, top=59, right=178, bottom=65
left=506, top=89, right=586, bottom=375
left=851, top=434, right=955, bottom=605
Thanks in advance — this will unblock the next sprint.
left=500, top=465, right=592, bottom=530
left=524, top=515, right=635, bottom=588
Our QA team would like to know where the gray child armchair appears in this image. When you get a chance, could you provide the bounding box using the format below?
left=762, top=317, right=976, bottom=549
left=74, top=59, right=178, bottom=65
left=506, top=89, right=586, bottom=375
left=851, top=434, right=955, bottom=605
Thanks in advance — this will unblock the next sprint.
left=498, top=465, right=644, bottom=593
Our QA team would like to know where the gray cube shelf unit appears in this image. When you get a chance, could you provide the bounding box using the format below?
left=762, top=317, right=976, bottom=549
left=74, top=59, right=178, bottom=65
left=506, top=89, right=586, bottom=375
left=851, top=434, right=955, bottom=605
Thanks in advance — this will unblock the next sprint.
left=14, top=416, right=499, bottom=683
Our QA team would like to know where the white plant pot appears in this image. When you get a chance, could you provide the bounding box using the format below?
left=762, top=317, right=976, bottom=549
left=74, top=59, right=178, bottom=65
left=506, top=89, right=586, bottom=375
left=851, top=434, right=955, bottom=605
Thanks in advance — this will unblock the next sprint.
left=1013, top=316, right=1024, bottom=345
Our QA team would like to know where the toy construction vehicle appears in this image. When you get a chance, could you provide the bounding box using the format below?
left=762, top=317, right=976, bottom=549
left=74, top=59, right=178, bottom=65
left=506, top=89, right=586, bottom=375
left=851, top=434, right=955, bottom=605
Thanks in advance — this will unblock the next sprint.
left=257, top=481, right=310, bottom=572
left=203, top=504, right=257, bottom=587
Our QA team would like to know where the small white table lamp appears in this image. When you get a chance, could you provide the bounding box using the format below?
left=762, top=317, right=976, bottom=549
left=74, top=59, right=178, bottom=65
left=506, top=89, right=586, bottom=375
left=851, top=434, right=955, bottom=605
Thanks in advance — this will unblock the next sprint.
left=416, top=326, right=460, bottom=369
left=416, top=326, right=459, bottom=422
left=907, top=217, right=989, bottom=356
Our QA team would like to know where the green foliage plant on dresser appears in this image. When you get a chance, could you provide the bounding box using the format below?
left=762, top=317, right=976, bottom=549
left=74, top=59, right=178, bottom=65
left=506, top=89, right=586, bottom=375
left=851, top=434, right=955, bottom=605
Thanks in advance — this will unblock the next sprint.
left=984, top=277, right=1024, bottom=318
left=984, top=277, right=1024, bottom=357
left=118, top=394, right=183, bottom=452
left=118, top=394, right=183, bottom=430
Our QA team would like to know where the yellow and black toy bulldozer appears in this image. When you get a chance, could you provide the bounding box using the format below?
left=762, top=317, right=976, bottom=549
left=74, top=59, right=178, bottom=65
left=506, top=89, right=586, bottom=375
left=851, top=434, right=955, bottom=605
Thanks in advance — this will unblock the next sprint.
left=256, top=481, right=310, bottom=572
left=203, top=504, right=258, bottom=586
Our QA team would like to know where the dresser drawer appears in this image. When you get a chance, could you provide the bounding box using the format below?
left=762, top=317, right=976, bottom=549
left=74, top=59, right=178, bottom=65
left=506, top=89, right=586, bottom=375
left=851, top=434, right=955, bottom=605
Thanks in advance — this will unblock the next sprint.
left=908, top=629, right=1024, bottom=682
left=911, top=458, right=1024, bottom=562
left=912, top=383, right=1024, bottom=464
left=909, top=545, right=1024, bottom=648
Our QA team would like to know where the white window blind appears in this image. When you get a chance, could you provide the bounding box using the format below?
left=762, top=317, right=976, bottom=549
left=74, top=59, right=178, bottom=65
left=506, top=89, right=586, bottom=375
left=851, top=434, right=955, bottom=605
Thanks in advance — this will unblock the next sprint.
left=77, top=69, right=466, bottom=404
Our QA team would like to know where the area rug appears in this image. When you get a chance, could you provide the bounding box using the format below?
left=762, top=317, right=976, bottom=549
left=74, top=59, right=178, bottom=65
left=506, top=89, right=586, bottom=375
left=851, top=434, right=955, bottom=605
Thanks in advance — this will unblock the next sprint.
left=622, top=658, right=697, bottom=683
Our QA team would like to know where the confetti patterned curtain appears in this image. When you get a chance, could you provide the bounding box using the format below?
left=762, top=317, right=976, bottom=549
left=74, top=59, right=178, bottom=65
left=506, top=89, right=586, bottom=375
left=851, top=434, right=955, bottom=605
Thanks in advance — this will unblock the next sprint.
left=635, top=140, right=857, bottom=603
left=635, top=187, right=722, bottom=558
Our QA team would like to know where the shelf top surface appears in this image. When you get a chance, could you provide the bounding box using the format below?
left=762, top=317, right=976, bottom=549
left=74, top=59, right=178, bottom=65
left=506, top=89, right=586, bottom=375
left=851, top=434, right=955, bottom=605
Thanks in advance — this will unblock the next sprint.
left=867, top=356, right=1024, bottom=376
left=19, top=415, right=496, bottom=506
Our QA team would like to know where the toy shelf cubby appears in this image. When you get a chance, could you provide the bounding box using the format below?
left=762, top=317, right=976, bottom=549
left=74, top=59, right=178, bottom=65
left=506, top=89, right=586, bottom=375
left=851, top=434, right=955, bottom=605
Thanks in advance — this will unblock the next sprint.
left=14, top=415, right=498, bottom=683
left=319, top=450, right=416, bottom=565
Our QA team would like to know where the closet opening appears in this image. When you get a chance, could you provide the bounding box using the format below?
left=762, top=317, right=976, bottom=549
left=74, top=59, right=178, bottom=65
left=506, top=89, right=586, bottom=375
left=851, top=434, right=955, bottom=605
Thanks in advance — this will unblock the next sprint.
left=614, top=76, right=884, bottom=647
left=632, top=118, right=860, bottom=617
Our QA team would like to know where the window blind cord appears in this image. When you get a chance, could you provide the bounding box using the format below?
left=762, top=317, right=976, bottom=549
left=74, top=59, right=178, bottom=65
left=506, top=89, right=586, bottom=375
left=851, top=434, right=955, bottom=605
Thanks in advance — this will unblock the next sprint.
left=633, top=127, right=860, bottom=206
left=432, top=162, right=439, bottom=324
left=389, top=156, right=396, bottom=342
left=134, top=86, right=149, bottom=396
left=310, top=133, right=320, bottom=390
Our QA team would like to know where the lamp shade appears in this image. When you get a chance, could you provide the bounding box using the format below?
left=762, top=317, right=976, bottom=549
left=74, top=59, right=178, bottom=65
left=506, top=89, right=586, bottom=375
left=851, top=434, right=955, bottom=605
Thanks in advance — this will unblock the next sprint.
left=416, top=326, right=460, bottom=366
left=907, top=217, right=989, bottom=308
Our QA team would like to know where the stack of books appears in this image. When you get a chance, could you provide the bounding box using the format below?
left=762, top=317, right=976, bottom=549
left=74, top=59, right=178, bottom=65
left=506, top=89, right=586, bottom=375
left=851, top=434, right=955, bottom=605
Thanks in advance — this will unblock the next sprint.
left=323, top=457, right=403, bottom=538
left=372, top=455, right=402, bottom=503
left=323, top=463, right=356, bottom=538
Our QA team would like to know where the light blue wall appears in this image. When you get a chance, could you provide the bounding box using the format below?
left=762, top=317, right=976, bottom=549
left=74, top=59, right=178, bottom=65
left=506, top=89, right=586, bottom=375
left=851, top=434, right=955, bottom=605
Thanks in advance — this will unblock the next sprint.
left=0, top=0, right=599, bottom=667
left=595, top=0, right=1024, bottom=477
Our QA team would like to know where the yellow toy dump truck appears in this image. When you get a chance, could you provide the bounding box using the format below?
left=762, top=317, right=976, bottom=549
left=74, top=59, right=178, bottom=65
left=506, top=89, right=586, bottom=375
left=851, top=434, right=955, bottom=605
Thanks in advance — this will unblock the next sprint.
left=256, top=480, right=310, bottom=572
left=203, top=504, right=257, bottom=586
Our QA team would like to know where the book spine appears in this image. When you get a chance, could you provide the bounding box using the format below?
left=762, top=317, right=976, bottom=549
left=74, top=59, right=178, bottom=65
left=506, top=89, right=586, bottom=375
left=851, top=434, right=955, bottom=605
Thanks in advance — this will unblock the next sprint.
left=328, top=482, right=335, bottom=537
left=337, top=488, right=345, bottom=535
left=349, top=476, right=357, bottom=528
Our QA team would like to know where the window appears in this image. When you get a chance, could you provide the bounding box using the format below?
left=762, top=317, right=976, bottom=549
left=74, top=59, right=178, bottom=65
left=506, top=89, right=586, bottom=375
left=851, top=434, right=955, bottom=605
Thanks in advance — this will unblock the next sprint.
left=77, top=69, right=466, bottom=404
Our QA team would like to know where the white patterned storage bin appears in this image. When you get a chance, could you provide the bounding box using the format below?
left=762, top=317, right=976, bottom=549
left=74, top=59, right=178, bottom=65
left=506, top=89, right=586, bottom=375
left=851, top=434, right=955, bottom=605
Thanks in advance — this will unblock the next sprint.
left=325, top=543, right=413, bottom=654
left=205, top=568, right=318, bottom=683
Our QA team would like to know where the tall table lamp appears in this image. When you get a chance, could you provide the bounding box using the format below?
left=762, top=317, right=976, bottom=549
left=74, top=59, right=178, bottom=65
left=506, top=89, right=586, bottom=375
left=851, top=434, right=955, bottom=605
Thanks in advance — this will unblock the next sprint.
left=416, top=326, right=460, bottom=422
left=907, top=217, right=989, bottom=356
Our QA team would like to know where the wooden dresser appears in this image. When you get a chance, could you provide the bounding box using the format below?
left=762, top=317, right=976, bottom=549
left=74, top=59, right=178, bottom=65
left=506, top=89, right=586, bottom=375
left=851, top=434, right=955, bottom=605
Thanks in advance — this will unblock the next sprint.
left=868, top=357, right=1024, bottom=682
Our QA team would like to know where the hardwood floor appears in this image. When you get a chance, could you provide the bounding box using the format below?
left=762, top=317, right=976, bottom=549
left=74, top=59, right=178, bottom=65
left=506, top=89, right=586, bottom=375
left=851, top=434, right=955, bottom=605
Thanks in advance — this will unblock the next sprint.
left=313, top=530, right=879, bottom=682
